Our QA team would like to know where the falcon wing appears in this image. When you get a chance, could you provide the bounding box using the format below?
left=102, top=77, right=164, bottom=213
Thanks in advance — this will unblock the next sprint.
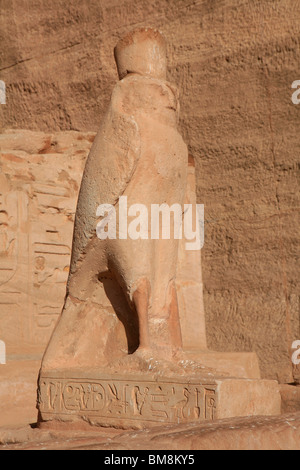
left=70, top=103, right=141, bottom=271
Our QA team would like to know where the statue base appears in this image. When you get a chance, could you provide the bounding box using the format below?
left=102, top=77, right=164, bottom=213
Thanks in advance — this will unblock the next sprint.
left=38, top=362, right=281, bottom=429
left=183, top=350, right=261, bottom=379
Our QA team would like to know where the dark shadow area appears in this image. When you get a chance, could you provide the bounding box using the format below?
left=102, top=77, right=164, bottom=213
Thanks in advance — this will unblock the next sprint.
left=30, top=422, right=39, bottom=429
left=100, top=274, right=140, bottom=354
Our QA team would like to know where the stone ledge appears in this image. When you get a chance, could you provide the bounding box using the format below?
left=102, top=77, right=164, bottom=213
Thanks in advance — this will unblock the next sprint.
left=185, top=351, right=261, bottom=379
left=0, top=360, right=41, bottom=427
left=1, top=412, right=299, bottom=450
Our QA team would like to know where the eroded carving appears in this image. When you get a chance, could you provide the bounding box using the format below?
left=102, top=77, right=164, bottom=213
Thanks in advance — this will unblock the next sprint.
left=38, top=377, right=217, bottom=425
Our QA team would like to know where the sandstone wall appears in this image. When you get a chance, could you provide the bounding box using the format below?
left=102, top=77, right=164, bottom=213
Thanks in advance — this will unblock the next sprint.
left=0, top=0, right=299, bottom=381
left=0, top=130, right=92, bottom=356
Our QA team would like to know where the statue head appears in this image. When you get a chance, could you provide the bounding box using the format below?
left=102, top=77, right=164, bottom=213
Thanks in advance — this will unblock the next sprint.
left=114, top=27, right=167, bottom=81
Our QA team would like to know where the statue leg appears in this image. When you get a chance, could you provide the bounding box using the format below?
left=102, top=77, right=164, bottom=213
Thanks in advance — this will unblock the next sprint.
left=132, top=277, right=151, bottom=351
left=167, top=280, right=183, bottom=350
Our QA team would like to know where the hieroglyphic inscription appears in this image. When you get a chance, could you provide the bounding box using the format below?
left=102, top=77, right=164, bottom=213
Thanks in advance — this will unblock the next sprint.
left=0, top=135, right=89, bottom=353
left=38, top=377, right=217, bottom=424
left=0, top=190, right=30, bottom=343
left=30, top=181, right=73, bottom=345
left=0, top=186, right=74, bottom=348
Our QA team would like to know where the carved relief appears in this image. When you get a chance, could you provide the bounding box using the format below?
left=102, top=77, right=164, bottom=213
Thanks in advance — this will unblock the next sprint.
left=131, top=386, right=149, bottom=416
left=38, top=376, right=217, bottom=425
left=0, top=190, right=29, bottom=344
left=0, top=133, right=88, bottom=353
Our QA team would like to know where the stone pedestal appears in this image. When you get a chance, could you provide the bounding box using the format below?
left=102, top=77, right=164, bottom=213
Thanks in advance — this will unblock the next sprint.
left=38, top=369, right=280, bottom=429
left=185, top=351, right=261, bottom=379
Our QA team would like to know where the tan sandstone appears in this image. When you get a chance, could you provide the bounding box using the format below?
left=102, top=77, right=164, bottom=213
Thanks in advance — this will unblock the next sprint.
left=0, top=413, right=299, bottom=450
left=0, top=0, right=299, bottom=448
left=35, top=28, right=281, bottom=431
left=0, top=0, right=299, bottom=383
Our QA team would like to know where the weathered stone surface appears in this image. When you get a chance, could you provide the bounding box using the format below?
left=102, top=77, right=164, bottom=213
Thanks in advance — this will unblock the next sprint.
left=186, top=351, right=261, bottom=380
left=0, top=0, right=299, bottom=382
left=1, top=413, right=300, bottom=450
left=0, top=129, right=93, bottom=356
left=37, top=371, right=280, bottom=429
left=38, top=373, right=218, bottom=428
left=0, top=360, right=40, bottom=427
left=280, top=384, right=300, bottom=414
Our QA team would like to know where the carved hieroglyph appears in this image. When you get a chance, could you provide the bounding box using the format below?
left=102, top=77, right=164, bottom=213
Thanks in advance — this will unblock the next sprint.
left=39, top=375, right=217, bottom=427
left=0, top=131, right=93, bottom=355
left=37, top=372, right=281, bottom=428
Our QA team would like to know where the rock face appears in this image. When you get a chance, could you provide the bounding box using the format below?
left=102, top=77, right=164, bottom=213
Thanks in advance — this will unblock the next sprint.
left=0, top=0, right=300, bottom=382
